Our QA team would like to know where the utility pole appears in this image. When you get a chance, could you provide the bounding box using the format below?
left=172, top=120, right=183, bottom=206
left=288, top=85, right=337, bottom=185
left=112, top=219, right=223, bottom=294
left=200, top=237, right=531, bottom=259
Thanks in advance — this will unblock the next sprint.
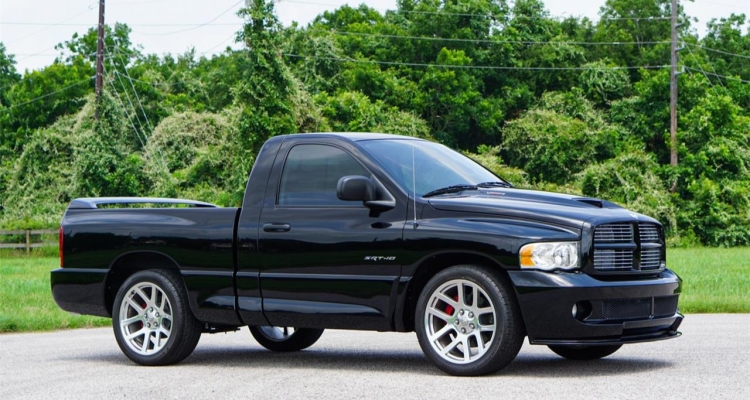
left=95, top=0, right=105, bottom=121
left=669, top=0, right=679, bottom=191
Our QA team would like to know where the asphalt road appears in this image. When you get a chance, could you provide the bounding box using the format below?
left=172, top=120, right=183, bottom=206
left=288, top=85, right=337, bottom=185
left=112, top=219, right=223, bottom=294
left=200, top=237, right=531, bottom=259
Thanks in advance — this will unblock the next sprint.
left=0, top=314, right=748, bottom=399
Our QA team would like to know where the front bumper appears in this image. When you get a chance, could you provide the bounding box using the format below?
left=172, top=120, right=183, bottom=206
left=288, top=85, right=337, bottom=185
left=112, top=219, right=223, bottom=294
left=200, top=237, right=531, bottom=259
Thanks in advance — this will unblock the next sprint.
left=509, top=268, right=683, bottom=345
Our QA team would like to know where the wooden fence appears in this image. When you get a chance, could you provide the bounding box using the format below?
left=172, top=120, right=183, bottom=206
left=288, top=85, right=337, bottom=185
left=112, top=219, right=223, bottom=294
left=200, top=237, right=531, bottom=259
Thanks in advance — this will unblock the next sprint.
left=0, top=229, right=58, bottom=254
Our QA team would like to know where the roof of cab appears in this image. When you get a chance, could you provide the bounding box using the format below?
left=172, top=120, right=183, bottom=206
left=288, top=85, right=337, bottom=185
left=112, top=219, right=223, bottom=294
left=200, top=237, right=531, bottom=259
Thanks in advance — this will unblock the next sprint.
left=278, top=132, right=424, bottom=142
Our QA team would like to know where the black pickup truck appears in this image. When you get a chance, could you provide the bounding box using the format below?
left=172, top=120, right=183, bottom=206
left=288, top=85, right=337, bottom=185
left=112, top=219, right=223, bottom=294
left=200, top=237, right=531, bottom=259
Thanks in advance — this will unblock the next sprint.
left=52, top=132, right=682, bottom=376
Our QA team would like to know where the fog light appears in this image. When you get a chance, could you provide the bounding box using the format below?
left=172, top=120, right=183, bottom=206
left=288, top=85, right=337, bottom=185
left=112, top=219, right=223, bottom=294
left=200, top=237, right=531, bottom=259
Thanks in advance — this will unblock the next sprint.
left=572, top=304, right=578, bottom=318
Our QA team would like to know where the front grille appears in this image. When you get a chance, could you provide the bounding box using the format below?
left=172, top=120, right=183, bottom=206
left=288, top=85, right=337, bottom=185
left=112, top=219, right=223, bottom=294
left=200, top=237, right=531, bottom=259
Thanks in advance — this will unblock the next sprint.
left=654, top=296, right=679, bottom=317
left=592, top=222, right=664, bottom=273
left=602, top=298, right=652, bottom=320
left=599, top=296, right=678, bottom=321
left=640, top=248, right=662, bottom=270
left=640, top=223, right=660, bottom=242
left=593, top=249, right=634, bottom=271
left=594, top=223, right=634, bottom=243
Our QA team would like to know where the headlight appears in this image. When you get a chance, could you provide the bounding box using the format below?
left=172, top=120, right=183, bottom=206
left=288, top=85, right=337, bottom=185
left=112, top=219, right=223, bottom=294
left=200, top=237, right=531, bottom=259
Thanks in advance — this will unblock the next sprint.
left=520, top=242, right=579, bottom=271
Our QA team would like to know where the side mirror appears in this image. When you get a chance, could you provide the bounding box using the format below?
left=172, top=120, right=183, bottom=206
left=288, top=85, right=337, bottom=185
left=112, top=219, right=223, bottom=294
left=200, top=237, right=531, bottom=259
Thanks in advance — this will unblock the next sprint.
left=337, top=176, right=374, bottom=201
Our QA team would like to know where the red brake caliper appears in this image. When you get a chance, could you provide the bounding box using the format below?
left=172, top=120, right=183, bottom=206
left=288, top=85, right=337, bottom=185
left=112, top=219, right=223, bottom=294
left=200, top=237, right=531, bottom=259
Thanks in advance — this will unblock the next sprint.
left=445, top=294, right=459, bottom=315
left=138, top=298, right=147, bottom=329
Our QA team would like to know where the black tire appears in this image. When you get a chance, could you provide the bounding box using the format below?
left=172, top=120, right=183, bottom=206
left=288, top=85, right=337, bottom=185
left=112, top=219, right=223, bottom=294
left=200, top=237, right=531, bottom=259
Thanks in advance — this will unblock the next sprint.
left=112, top=270, right=202, bottom=366
left=249, top=326, right=324, bottom=352
left=415, top=265, right=525, bottom=376
left=548, top=344, right=622, bottom=360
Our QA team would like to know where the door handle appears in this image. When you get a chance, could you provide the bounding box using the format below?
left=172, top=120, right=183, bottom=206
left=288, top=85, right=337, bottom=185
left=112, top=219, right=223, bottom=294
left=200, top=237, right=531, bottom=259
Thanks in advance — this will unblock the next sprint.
left=263, top=223, right=291, bottom=232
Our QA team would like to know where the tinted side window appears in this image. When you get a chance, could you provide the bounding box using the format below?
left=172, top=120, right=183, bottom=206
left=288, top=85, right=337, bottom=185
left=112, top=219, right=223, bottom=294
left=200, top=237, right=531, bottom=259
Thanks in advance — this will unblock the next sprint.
left=278, top=144, right=369, bottom=206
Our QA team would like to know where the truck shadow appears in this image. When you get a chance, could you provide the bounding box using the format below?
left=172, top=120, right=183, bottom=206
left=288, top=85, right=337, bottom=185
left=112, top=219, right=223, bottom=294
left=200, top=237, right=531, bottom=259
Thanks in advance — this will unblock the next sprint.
left=176, top=347, right=674, bottom=377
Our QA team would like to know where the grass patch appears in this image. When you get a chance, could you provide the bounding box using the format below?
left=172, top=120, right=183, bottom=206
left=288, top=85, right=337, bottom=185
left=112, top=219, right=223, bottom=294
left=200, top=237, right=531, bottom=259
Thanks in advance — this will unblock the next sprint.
left=0, top=257, right=109, bottom=333
left=0, top=248, right=747, bottom=332
left=0, top=246, right=58, bottom=259
left=668, top=247, right=750, bottom=313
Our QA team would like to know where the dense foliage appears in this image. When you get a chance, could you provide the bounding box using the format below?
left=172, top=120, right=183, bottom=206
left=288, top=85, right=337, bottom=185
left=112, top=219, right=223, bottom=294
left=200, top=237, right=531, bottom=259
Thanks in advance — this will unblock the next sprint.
left=1, top=0, right=749, bottom=246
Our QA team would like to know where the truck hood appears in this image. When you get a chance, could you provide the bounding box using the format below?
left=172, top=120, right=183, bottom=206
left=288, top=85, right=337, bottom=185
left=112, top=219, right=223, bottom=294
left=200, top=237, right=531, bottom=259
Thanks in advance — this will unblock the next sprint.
left=427, top=188, right=660, bottom=229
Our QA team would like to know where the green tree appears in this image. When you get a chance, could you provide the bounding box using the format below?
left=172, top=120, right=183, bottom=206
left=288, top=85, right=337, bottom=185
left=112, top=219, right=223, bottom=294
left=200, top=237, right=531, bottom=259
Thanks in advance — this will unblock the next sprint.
left=414, top=48, right=485, bottom=148
left=502, top=91, right=622, bottom=184
left=317, top=91, right=431, bottom=138
left=593, top=0, right=680, bottom=78
left=0, top=43, right=21, bottom=107
left=579, top=59, right=631, bottom=105
left=227, top=0, right=325, bottom=203
left=1, top=57, right=94, bottom=149
left=701, top=14, right=750, bottom=82
left=56, top=23, right=139, bottom=73
left=579, top=150, right=676, bottom=233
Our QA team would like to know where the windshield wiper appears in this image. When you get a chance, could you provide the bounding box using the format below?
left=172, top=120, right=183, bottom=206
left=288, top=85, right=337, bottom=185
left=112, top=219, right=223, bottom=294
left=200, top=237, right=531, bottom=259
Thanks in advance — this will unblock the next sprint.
left=423, top=184, right=478, bottom=198
left=477, top=181, right=514, bottom=189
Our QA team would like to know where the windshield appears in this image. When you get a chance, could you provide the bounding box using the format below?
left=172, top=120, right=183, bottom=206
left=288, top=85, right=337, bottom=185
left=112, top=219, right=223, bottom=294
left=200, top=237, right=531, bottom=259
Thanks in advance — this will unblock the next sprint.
left=359, top=139, right=505, bottom=197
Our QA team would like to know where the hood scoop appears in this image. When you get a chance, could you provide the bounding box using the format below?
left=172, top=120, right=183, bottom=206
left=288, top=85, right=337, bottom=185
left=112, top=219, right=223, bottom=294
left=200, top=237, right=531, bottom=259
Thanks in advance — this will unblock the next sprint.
left=574, top=198, right=604, bottom=208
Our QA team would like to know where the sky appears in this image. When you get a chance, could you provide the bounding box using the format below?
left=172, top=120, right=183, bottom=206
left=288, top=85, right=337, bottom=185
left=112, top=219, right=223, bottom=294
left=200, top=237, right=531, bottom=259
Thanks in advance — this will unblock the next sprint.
left=1, top=0, right=749, bottom=73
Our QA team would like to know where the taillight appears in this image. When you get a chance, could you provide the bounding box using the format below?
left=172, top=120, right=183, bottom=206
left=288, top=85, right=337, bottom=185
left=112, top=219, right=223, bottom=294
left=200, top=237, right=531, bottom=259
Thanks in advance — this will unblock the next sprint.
left=59, top=226, right=64, bottom=268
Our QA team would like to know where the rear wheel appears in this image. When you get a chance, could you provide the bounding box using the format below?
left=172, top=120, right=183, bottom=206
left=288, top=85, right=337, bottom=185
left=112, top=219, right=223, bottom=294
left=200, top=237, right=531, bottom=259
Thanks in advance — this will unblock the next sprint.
left=415, top=265, right=524, bottom=376
left=112, top=270, right=202, bottom=366
left=249, top=326, right=324, bottom=352
left=548, top=344, right=622, bottom=360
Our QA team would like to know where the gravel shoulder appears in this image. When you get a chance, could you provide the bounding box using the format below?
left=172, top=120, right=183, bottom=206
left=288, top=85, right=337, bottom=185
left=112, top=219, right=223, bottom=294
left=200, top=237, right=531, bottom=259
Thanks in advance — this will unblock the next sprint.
left=0, top=314, right=748, bottom=399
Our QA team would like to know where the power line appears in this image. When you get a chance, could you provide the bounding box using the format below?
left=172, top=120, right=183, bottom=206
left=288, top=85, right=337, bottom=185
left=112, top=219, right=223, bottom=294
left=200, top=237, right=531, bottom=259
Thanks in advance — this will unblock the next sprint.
left=130, top=0, right=244, bottom=36
left=0, top=77, right=94, bottom=112
left=114, top=69, right=157, bottom=137
left=0, top=22, right=240, bottom=27
left=603, top=16, right=672, bottom=20
left=108, top=63, right=167, bottom=169
left=103, top=70, right=199, bottom=88
left=12, top=53, right=60, bottom=57
left=199, top=32, right=239, bottom=55
left=687, top=43, right=750, bottom=60
left=685, top=43, right=721, bottom=97
left=103, top=66, right=149, bottom=151
left=15, top=50, right=98, bottom=63
left=5, top=4, right=97, bottom=45
left=282, top=0, right=499, bottom=18
left=107, top=0, right=208, bottom=5
left=321, top=30, right=671, bottom=46
left=281, top=0, right=671, bottom=21
left=104, top=64, right=169, bottom=175
left=107, top=46, right=168, bottom=170
left=684, top=68, right=750, bottom=84
left=694, top=48, right=730, bottom=93
left=283, top=53, right=670, bottom=71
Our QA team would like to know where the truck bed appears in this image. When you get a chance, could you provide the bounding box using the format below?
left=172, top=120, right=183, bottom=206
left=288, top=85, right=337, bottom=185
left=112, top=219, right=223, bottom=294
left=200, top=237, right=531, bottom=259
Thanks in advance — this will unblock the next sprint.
left=54, top=200, right=241, bottom=325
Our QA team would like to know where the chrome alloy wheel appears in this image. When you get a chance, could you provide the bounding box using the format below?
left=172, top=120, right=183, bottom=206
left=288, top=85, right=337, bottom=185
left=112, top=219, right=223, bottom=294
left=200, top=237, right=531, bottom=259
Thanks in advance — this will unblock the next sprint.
left=424, top=279, right=496, bottom=364
left=118, top=282, right=173, bottom=356
left=257, top=326, right=297, bottom=341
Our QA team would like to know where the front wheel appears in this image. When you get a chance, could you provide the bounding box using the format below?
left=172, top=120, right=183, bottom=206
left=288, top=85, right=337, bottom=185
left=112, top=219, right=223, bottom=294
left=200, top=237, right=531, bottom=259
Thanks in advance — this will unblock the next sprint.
left=249, top=326, right=324, bottom=352
left=415, top=265, right=525, bottom=376
left=112, top=270, right=202, bottom=366
left=548, top=344, right=622, bottom=360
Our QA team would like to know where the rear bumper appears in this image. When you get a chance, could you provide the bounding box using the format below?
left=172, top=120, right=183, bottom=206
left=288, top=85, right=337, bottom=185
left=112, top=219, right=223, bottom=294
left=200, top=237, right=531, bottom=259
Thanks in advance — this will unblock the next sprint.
left=51, top=268, right=110, bottom=318
left=509, top=268, right=683, bottom=345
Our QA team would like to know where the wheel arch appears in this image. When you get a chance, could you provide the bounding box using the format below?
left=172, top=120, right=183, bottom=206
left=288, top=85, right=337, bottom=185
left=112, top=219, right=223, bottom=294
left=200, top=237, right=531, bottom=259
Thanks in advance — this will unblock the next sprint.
left=399, top=251, right=519, bottom=332
left=104, top=251, right=183, bottom=317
